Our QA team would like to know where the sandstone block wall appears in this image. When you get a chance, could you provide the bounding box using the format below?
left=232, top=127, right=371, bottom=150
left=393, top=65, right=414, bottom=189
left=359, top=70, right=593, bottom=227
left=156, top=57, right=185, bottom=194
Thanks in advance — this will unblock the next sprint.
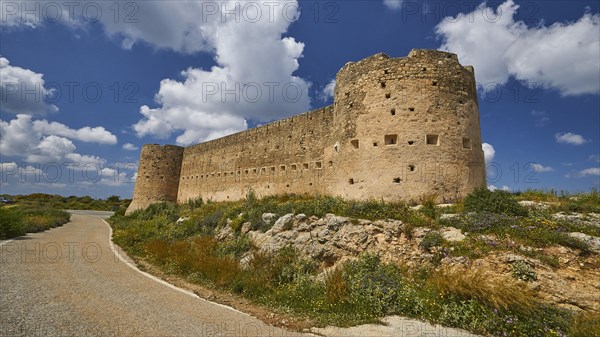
left=127, top=49, right=486, bottom=215
left=126, top=145, right=183, bottom=214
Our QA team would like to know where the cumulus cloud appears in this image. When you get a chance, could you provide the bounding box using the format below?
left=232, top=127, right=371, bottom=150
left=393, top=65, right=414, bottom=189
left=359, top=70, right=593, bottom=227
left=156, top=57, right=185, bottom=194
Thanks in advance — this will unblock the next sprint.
left=1, top=2, right=312, bottom=145
left=122, top=143, right=139, bottom=151
left=131, top=1, right=311, bottom=145
left=32, top=120, right=117, bottom=145
left=482, top=143, right=495, bottom=162
left=566, top=167, right=600, bottom=178
left=530, top=163, right=554, bottom=173
left=0, top=115, right=111, bottom=164
left=383, top=0, right=403, bottom=11
left=436, top=0, right=600, bottom=96
left=590, top=154, right=600, bottom=163
left=321, top=79, right=336, bottom=101
left=555, top=132, right=588, bottom=145
left=488, top=185, right=511, bottom=192
left=0, top=56, right=58, bottom=115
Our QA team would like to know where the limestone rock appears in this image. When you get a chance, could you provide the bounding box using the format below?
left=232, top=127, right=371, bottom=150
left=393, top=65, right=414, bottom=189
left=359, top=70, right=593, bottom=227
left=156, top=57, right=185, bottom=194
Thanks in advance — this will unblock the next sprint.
left=569, top=232, right=600, bottom=253
left=262, top=213, right=278, bottom=225
left=440, top=227, right=466, bottom=242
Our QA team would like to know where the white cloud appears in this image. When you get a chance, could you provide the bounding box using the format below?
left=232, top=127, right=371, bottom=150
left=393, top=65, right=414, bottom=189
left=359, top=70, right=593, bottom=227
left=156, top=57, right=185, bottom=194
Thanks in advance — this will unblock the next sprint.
left=488, top=185, right=511, bottom=192
left=122, top=143, right=139, bottom=151
left=131, top=1, right=311, bottom=145
left=0, top=115, right=110, bottom=164
left=0, top=2, right=312, bottom=146
left=32, top=120, right=117, bottom=145
left=555, top=132, right=588, bottom=145
left=530, top=163, right=554, bottom=173
left=383, top=0, right=403, bottom=11
left=435, top=0, right=600, bottom=96
left=0, top=56, right=59, bottom=115
left=567, top=167, right=600, bottom=178
left=482, top=143, right=495, bottom=162
left=589, top=154, right=600, bottom=163
left=530, top=110, right=549, bottom=128
left=321, top=79, right=336, bottom=101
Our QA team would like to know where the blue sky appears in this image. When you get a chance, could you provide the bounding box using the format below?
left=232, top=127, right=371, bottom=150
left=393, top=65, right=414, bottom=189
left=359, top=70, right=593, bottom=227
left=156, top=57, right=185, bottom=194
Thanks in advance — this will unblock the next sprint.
left=1, top=0, right=599, bottom=198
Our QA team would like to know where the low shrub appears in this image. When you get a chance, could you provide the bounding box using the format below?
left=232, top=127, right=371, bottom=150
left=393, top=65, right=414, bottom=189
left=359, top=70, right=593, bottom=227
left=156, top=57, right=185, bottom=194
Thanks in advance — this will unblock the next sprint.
left=0, top=206, right=70, bottom=239
left=464, top=188, right=528, bottom=216
left=511, top=261, right=537, bottom=282
left=420, top=231, right=444, bottom=253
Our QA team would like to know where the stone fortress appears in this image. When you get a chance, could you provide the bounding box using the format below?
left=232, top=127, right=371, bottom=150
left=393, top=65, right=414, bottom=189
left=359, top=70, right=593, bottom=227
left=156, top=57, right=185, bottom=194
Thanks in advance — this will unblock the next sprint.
left=126, top=49, right=486, bottom=215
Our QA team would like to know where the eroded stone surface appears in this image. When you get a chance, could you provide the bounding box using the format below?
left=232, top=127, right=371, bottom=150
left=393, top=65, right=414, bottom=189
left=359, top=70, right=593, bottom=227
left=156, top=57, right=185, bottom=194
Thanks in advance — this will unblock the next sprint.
left=127, top=49, right=486, bottom=215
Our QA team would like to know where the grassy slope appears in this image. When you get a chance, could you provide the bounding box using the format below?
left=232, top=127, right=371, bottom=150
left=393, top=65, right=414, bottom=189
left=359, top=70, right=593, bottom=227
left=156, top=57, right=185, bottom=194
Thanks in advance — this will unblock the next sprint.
left=0, top=205, right=71, bottom=239
left=108, top=190, right=600, bottom=337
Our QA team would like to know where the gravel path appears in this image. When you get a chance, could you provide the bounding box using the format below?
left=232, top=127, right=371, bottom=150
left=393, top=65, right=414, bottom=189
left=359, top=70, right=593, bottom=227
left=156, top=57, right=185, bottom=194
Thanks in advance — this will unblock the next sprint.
left=0, top=212, right=311, bottom=337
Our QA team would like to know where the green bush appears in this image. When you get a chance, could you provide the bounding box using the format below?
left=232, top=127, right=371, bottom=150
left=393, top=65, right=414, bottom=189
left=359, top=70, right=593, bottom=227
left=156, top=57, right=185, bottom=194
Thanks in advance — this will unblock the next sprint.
left=464, top=188, right=527, bottom=216
left=0, top=207, right=25, bottom=239
left=420, top=231, right=444, bottom=253
left=511, top=261, right=537, bottom=282
left=0, top=206, right=70, bottom=239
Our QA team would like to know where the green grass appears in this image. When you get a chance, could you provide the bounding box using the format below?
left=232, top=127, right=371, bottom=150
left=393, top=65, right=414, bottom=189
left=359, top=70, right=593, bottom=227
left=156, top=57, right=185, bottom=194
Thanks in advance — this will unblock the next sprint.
left=107, top=190, right=600, bottom=336
left=3, top=193, right=131, bottom=212
left=0, top=205, right=71, bottom=239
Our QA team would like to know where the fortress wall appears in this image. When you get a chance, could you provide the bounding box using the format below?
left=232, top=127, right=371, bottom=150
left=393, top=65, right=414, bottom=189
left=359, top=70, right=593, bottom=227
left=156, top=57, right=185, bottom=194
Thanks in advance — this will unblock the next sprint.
left=177, top=106, right=336, bottom=202
left=128, top=49, right=487, bottom=212
left=126, top=145, right=184, bottom=214
left=329, top=50, right=485, bottom=202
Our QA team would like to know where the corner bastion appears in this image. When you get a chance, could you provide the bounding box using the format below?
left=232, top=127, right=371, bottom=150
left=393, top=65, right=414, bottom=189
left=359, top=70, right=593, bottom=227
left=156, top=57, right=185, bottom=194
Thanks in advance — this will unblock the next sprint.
left=126, top=49, right=486, bottom=215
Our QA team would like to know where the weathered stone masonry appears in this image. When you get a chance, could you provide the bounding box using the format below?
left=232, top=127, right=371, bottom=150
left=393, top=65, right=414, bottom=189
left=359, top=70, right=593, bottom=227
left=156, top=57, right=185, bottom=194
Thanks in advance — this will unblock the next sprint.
left=126, top=49, right=486, bottom=215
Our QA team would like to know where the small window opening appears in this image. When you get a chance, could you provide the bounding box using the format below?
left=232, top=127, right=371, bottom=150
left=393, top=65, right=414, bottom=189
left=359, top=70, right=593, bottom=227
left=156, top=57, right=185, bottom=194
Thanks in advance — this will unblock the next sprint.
left=393, top=178, right=401, bottom=184
left=408, top=140, right=415, bottom=145
left=409, top=107, right=415, bottom=112
left=351, top=139, right=359, bottom=149
left=422, top=67, right=427, bottom=71
left=380, top=81, right=386, bottom=88
left=303, top=163, right=309, bottom=170
left=426, top=134, right=439, bottom=145
left=390, top=109, right=396, bottom=116
left=385, top=93, right=391, bottom=99
left=373, top=142, right=378, bottom=147
left=349, top=178, right=355, bottom=185
left=252, top=168, right=257, bottom=174
left=384, top=69, right=389, bottom=74
left=462, top=137, right=472, bottom=149
left=245, top=169, right=249, bottom=174
left=261, top=168, right=266, bottom=174
left=271, top=166, right=276, bottom=173
left=432, top=80, right=438, bottom=86
left=385, top=134, right=398, bottom=145
left=291, top=164, right=297, bottom=171
left=408, top=165, right=415, bottom=172
left=315, top=161, right=322, bottom=169
left=328, top=161, right=334, bottom=167
left=280, top=165, right=286, bottom=171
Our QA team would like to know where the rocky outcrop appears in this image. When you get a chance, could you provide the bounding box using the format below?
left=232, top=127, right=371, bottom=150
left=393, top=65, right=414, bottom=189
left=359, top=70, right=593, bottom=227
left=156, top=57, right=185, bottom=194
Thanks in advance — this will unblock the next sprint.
left=216, top=211, right=600, bottom=313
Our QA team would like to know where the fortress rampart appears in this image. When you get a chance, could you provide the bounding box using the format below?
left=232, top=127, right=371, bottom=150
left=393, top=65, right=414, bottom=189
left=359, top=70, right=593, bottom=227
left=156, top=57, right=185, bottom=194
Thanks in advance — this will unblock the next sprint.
left=126, top=49, right=486, bottom=215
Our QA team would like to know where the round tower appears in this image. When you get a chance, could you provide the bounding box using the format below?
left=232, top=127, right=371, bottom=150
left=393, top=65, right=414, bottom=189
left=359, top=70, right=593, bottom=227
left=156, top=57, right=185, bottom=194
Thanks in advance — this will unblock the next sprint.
left=329, top=49, right=486, bottom=202
left=126, top=144, right=184, bottom=215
